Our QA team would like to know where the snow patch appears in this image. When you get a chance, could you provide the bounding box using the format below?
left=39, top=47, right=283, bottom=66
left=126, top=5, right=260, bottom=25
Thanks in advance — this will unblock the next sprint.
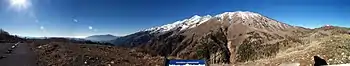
left=144, top=11, right=263, bottom=33
left=144, top=15, right=212, bottom=33
left=214, top=11, right=262, bottom=21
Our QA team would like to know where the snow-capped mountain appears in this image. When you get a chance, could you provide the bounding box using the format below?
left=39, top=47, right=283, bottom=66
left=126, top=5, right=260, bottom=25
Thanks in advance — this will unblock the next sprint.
left=112, top=11, right=310, bottom=64
left=112, top=11, right=298, bottom=47
left=143, top=11, right=292, bottom=34
left=144, top=15, right=212, bottom=33
left=214, top=11, right=262, bottom=19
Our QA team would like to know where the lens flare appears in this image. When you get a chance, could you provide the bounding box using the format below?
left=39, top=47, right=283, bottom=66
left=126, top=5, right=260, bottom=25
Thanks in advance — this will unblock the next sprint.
left=11, top=0, right=27, bottom=5
left=10, top=0, right=30, bottom=10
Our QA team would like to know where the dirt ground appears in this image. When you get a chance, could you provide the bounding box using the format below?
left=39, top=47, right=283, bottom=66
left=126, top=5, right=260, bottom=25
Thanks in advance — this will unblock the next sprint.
left=29, top=40, right=164, bottom=66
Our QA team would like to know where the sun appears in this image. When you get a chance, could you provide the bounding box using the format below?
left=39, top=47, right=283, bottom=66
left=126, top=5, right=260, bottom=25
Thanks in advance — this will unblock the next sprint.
left=11, top=0, right=27, bottom=5
left=10, top=0, right=30, bottom=10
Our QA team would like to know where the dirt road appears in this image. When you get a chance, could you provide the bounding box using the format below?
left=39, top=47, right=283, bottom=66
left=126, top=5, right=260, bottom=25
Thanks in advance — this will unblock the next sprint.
left=0, top=42, right=37, bottom=66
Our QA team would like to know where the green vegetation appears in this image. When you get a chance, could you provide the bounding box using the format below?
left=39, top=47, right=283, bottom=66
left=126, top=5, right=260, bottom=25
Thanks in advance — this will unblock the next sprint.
left=196, top=49, right=206, bottom=60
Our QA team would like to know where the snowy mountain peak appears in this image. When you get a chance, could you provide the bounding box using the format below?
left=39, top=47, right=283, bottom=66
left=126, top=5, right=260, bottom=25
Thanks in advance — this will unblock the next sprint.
left=144, top=11, right=271, bottom=33
left=144, top=15, right=212, bottom=33
left=215, top=11, right=293, bottom=30
left=215, top=11, right=262, bottom=20
left=235, top=11, right=262, bottom=19
left=189, top=15, right=201, bottom=20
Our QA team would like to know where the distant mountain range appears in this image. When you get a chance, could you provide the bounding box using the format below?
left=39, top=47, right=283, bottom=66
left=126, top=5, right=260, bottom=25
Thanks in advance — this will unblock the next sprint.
left=85, top=34, right=119, bottom=42
left=11, top=34, right=119, bottom=43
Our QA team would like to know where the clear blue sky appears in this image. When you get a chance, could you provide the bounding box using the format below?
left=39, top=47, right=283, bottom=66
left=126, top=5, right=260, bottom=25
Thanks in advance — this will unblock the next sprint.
left=0, top=0, right=349, bottom=37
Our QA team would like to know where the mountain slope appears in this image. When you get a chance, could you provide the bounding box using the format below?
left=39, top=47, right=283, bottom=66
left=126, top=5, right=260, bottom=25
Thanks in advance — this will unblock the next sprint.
left=237, top=26, right=350, bottom=66
left=85, top=34, right=119, bottom=42
left=111, top=11, right=316, bottom=64
left=0, top=29, right=22, bottom=43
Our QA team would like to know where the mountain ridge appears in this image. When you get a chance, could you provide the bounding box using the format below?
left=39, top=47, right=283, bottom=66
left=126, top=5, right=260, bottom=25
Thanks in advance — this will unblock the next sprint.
left=111, top=11, right=311, bottom=64
left=110, top=11, right=350, bottom=65
left=85, top=34, right=119, bottom=42
left=142, top=11, right=295, bottom=34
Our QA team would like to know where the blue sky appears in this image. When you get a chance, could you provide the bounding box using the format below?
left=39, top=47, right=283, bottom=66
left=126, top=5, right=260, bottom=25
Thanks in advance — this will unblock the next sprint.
left=0, top=0, right=349, bottom=37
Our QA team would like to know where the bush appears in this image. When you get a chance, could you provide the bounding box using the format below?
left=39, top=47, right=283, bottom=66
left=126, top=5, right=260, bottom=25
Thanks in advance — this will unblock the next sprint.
left=196, top=49, right=208, bottom=60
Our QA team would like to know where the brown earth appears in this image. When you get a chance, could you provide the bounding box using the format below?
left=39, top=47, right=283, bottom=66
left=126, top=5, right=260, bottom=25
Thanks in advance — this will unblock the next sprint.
left=136, top=12, right=309, bottom=64
left=26, top=26, right=350, bottom=66
left=28, top=40, right=164, bottom=66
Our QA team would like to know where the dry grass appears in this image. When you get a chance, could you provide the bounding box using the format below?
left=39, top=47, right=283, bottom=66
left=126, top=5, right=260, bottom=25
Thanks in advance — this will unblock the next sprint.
left=30, top=41, right=164, bottom=66
left=236, top=34, right=350, bottom=66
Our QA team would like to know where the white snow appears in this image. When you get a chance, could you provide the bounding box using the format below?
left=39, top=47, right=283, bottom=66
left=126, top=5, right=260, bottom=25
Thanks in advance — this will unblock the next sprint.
left=144, top=14, right=212, bottom=33
left=214, top=11, right=262, bottom=21
left=144, top=11, right=263, bottom=33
